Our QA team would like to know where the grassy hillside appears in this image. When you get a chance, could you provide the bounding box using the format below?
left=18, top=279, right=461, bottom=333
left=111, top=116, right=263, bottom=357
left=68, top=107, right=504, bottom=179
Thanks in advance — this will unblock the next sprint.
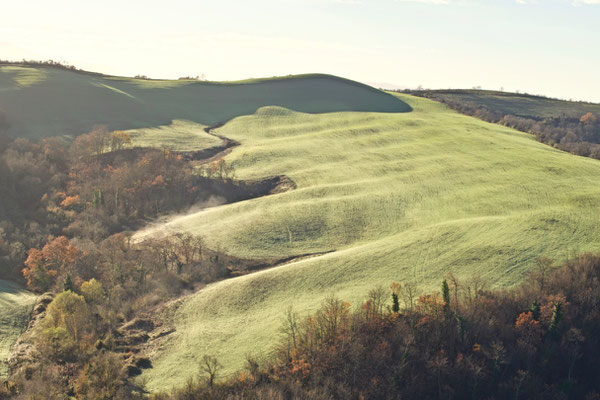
left=0, top=65, right=410, bottom=139
left=0, top=280, right=35, bottom=378
left=138, top=93, right=600, bottom=391
left=406, top=89, right=600, bottom=160
left=409, top=89, right=600, bottom=119
left=127, top=120, right=221, bottom=152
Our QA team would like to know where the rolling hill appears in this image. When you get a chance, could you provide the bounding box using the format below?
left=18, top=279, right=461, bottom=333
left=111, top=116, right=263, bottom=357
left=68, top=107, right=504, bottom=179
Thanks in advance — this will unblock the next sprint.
left=2, top=66, right=600, bottom=392
left=0, top=65, right=410, bottom=140
left=135, top=94, right=600, bottom=391
left=406, top=89, right=600, bottom=119
left=404, top=89, right=600, bottom=160
left=0, top=66, right=410, bottom=384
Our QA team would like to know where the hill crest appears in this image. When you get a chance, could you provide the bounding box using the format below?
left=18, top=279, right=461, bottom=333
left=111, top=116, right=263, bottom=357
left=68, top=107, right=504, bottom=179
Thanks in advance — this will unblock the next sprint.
left=0, top=65, right=411, bottom=139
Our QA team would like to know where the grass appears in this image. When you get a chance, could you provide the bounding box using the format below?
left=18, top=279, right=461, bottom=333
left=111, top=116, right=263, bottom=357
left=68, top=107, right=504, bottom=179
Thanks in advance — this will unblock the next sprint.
left=137, top=94, right=600, bottom=391
left=0, top=66, right=410, bottom=140
left=0, top=66, right=47, bottom=88
left=415, top=89, right=600, bottom=119
left=127, top=120, right=222, bottom=152
left=0, top=280, right=36, bottom=378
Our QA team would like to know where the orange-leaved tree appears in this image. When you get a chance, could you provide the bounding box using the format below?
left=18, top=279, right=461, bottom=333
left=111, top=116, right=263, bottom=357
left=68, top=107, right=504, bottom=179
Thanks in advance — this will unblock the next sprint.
left=109, top=130, right=132, bottom=152
left=23, top=236, right=83, bottom=292
left=580, top=112, right=598, bottom=125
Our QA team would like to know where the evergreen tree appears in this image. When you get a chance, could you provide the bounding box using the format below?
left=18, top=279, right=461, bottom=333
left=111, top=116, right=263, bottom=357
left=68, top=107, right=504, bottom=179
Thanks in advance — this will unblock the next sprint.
left=63, top=273, right=74, bottom=292
left=529, top=299, right=541, bottom=320
left=442, top=279, right=451, bottom=316
left=548, top=301, right=563, bottom=338
left=392, top=292, right=400, bottom=313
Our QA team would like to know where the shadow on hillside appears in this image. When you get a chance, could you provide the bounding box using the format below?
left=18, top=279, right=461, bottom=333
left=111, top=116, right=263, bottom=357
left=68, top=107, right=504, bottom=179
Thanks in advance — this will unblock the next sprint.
left=0, top=280, right=27, bottom=297
left=0, top=68, right=412, bottom=139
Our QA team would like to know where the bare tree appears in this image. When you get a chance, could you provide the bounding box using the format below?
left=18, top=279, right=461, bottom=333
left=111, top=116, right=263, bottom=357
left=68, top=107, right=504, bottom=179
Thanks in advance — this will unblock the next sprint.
left=280, top=306, right=299, bottom=354
left=401, top=280, right=419, bottom=312
left=200, top=355, right=222, bottom=386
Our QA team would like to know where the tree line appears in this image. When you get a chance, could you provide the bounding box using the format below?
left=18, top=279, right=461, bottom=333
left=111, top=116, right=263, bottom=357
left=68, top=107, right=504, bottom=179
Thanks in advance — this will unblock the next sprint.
left=405, top=91, right=600, bottom=159
left=149, top=254, right=600, bottom=400
left=0, top=59, right=79, bottom=71
left=6, top=239, right=600, bottom=398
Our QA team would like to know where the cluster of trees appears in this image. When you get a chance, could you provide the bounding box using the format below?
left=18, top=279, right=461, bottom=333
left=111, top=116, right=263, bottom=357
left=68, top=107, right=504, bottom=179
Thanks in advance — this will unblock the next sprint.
left=0, top=135, right=72, bottom=280
left=499, top=112, right=600, bottom=158
left=407, top=91, right=600, bottom=159
left=0, top=126, right=251, bottom=398
left=0, top=126, right=237, bottom=281
left=178, top=75, right=207, bottom=81
left=153, top=254, right=600, bottom=400
left=0, top=59, right=78, bottom=71
left=4, top=230, right=236, bottom=399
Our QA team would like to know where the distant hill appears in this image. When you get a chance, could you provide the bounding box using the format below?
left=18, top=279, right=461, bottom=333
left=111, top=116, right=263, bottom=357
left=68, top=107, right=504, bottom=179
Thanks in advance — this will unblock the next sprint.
left=0, top=65, right=411, bottom=139
left=407, top=89, right=600, bottom=119
left=406, top=89, right=600, bottom=159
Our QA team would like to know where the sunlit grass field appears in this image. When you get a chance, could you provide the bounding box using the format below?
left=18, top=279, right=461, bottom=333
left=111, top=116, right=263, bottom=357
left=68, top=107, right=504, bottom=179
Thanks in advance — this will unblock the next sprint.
left=138, top=94, right=600, bottom=391
left=0, top=280, right=36, bottom=378
left=127, top=120, right=221, bottom=152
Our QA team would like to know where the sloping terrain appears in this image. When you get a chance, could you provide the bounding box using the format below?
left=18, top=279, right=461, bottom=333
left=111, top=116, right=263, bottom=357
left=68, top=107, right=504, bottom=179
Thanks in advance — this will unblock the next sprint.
left=0, top=280, right=35, bottom=378
left=407, top=89, right=600, bottom=160
left=127, top=120, right=221, bottom=152
left=409, top=89, right=600, bottom=119
left=0, top=65, right=410, bottom=140
left=137, top=93, right=600, bottom=390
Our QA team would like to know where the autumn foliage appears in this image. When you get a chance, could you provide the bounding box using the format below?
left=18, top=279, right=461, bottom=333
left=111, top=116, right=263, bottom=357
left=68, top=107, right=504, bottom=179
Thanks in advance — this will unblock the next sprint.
left=22, top=236, right=82, bottom=292
left=159, top=254, right=600, bottom=400
left=580, top=112, right=598, bottom=125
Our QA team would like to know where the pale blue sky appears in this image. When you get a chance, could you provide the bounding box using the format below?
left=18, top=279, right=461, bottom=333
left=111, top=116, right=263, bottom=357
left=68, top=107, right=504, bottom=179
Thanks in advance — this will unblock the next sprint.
left=1, top=0, right=599, bottom=101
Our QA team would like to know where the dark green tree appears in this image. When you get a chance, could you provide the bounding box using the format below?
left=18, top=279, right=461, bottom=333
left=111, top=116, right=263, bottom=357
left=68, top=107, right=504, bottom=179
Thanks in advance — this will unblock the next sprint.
left=548, top=301, right=563, bottom=338
left=442, top=279, right=451, bottom=316
left=63, top=272, right=74, bottom=292
left=529, top=300, right=541, bottom=320
left=392, top=292, right=400, bottom=313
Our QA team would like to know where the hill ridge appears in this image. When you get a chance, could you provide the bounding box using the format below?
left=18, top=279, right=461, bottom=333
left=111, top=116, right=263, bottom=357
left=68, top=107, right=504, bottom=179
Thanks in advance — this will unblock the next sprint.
left=0, top=66, right=411, bottom=139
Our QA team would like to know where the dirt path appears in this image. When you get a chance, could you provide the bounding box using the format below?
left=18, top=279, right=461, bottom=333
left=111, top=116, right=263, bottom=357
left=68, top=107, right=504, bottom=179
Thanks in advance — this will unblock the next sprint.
left=176, top=124, right=240, bottom=164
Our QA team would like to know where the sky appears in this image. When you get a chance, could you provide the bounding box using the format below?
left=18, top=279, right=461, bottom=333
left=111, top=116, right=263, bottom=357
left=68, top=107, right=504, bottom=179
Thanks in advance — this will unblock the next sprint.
left=1, top=0, right=599, bottom=102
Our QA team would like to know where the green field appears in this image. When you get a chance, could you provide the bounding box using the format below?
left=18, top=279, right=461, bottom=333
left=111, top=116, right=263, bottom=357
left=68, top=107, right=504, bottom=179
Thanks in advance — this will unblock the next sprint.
left=0, top=65, right=410, bottom=140
left=128, top=120, right=221, bottom=152
left=0, top=280, right=36, bottom=378
left=137, top=94, right=600, bottom=391
left=413, top=89, right=600, bottom=119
